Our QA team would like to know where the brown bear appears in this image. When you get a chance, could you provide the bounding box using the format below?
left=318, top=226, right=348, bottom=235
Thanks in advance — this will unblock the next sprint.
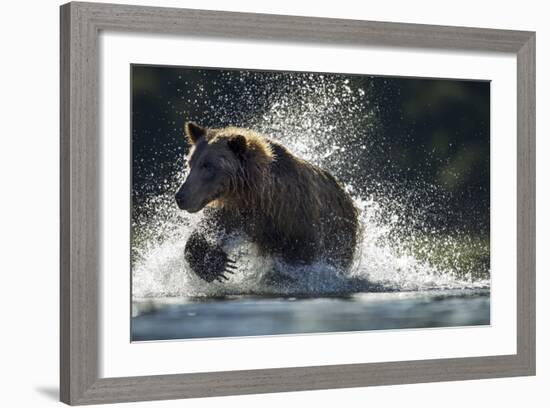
left=175, top=122, right=359, bottom=283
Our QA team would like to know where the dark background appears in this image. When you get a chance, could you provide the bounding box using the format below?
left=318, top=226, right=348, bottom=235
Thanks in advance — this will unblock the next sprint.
left=131, top=65, right=490, bottom=238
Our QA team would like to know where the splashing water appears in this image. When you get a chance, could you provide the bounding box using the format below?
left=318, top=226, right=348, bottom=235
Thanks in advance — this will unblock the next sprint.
left=132, top=70, right=490, bottom=298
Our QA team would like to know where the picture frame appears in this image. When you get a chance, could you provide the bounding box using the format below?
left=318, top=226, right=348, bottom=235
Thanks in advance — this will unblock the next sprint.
left=60, top=1, right=535, bottom=405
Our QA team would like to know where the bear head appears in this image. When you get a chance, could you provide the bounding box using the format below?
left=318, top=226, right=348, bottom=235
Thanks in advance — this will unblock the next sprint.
left=175, top=122, right=273, bottom=213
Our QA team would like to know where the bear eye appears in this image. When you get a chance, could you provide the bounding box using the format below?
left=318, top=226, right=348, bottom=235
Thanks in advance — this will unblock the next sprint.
left=201, top=162, right=213, bottom=170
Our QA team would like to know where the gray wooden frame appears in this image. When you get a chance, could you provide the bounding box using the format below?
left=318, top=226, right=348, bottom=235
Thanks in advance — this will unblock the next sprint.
left=60, top=1, right=536, bottom=405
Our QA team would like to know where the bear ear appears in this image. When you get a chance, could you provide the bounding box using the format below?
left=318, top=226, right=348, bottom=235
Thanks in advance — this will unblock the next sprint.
left=227, top=134, right=247, bottom=157
left=184, top=121, right=206, bottom=144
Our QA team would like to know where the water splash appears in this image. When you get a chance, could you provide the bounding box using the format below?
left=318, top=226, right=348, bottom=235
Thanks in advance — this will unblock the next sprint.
left=132, top=69, right=490, bottom=298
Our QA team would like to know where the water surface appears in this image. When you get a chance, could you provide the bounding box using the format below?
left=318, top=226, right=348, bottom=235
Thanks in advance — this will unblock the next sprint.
left=132, top=289, right=489, bottom=341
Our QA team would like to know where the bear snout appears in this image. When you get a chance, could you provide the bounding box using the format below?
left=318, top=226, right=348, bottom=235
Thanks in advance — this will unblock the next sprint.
left=175, top=191, right=188, bottom=210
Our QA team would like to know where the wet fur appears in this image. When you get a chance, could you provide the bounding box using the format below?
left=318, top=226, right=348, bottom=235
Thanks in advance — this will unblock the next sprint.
left=178, top=123, right=359, bottom=281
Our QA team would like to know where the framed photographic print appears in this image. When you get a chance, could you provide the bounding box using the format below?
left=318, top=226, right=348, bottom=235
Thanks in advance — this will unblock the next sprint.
left=60, top=1, right=536, bottom=405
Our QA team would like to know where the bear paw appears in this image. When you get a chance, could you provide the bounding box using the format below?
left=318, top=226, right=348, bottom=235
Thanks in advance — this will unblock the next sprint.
left=192, top=246, right=237, bottom=283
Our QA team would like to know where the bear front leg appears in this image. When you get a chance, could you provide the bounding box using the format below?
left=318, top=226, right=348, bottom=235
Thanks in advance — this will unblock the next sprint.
left=184, top=231, right=237, bottom=283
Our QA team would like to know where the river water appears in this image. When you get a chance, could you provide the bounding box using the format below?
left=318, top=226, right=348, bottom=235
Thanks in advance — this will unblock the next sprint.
left=131, top=194, right=490, bottom=341
left=132, top=289, right=489, bottom=341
